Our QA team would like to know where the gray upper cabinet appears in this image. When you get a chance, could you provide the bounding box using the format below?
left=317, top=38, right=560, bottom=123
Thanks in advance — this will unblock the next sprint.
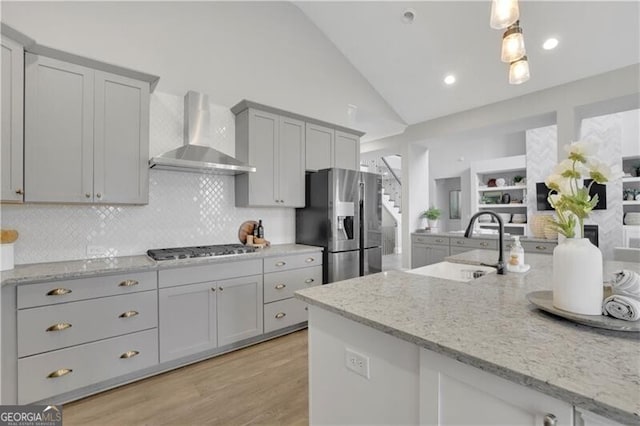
left=334, top=130, right=359, bottom=170
left=305, top=124, right=360, bottom=172
left=1, top=36, right=24, bottom=202
left=235, top=108, right=305, bottom=207
left=24, top=53, right=151, bottom=204
left=305, top=123, right=334, bottom=172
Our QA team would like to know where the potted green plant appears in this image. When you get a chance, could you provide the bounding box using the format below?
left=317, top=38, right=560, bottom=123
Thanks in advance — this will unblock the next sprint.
left=422, top=207, right=441, bottom=229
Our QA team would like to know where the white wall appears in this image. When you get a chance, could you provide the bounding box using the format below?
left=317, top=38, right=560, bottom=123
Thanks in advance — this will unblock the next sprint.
left=1, top=1, right=405, bottom=142
left=0, top=93, right=294, bottom=264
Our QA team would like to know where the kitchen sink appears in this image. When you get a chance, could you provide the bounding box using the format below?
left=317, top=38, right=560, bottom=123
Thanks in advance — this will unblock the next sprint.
left=407, top=262, right=496, bottom=282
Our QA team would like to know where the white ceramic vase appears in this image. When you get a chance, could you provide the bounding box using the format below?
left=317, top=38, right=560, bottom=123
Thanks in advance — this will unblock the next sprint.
left=427, top=219, right=439, bottom=230
left=552, top=238, right=603, bottom=315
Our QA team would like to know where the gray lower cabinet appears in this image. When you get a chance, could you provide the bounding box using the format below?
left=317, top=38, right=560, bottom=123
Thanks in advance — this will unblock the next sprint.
left=15, top=272, right=159, bottom=404
left=24, top=52, right=150, bottom=204
left=411, top=235, right=451, bottom=268
left=234, top=108, right=305, bottom=207
left=158, top=271, right=264, bottom=363
left=1, top=35, right=24, bottom=202
left=159, top=282, right=217, bottom=363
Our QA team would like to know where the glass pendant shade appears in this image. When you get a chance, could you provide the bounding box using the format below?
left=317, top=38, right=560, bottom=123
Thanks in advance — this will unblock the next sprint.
left=490, top=0, right=520, bottom=29
left=509, top=56, right=530, bottom=85
left=501, top=24, right=526, bottom=63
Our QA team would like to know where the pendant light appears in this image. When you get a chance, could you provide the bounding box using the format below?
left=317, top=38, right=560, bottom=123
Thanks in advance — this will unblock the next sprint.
left=501, top=21, right=526, bottom=63
left=490, top=0, right=519, bottom=29
left=509, top=56, right=530, bottom=85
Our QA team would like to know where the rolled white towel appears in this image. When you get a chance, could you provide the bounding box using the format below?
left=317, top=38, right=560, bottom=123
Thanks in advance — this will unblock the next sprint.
left=602, top=295, right=640, bottom=321
left=610, top=270, right=640, bottom=300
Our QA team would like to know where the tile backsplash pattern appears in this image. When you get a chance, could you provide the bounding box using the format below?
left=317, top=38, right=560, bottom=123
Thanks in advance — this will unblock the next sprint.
left=0, top=92, right=294, bottom=264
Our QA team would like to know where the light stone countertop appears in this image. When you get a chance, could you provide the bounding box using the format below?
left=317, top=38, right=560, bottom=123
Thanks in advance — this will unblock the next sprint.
left=0, top=243, right=323, bottom=287
left=412, top=230, right=555, bottom=243
left=295, top=249, right=640, bottom=424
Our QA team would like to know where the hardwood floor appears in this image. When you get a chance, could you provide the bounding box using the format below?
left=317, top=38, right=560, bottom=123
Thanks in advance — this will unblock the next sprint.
left=63, top=330, right=309, bottom=425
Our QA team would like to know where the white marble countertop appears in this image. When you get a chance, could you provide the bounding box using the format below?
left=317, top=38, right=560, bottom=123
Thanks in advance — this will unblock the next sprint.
left=295, top=250, right=640, bottom=424
left=1, top=244, right=323, bottom=287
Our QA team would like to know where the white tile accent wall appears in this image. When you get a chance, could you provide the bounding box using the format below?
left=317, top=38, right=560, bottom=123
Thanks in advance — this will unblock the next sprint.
left=0, top=92, right=294, bottom=265
left=525, top=124, right=558, bottom=235
left=580, top=113, right=623, bottom=260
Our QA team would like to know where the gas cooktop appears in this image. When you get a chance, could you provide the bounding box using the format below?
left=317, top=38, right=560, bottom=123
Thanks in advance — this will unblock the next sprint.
left=147, top=244, right=255, bottom=261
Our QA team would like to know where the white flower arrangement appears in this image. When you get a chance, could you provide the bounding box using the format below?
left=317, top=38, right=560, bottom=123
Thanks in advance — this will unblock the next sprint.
left=544, top=140, right=623, bottom=238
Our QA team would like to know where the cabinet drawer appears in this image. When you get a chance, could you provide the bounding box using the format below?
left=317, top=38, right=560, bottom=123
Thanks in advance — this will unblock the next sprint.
left=264, top=252, right=322, bottom=273
left=159, top=259, right=262, bottom=288
left=18, top=271, right=156, bottom=309
left=264, top=266, right=322, bottom=303
left=450, top=238, right=497, bottom=250
left=521, top=241, right=556, bottom=254
left=411, top=235, right=449, bottom=246
left=18, top=328, right=158, bottom=404
left=264, top=298, right=308, bottom=333
left=18, top=291, right=157, bottom=357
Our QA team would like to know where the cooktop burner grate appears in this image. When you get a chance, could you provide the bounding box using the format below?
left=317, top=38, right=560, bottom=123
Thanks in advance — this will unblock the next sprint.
left=147, top=244, right=255, bottom=261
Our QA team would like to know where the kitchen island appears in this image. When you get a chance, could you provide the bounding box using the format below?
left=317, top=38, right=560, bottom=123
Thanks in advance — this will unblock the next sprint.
left=295, top=250, right=640, bottom=425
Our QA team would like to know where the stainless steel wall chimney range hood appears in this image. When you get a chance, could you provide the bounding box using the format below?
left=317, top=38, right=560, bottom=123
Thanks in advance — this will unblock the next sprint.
left=149, top=91, right=256, bottom=174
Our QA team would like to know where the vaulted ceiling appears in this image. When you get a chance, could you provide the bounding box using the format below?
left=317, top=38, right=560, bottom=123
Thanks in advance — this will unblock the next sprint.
left=297, top=1, right=640, bottom=126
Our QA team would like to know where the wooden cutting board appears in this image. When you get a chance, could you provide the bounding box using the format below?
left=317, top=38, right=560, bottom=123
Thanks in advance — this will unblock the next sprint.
left=238, top=221, right=258, bottom=244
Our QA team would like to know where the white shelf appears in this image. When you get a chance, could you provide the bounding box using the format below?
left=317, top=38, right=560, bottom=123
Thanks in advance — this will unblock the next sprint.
left=623, top=200, right=640, bottom=206
left=479, top=223, right=527, bottom=228
left=622, top=176, right=640, bottom=183
left=477, top=185, right=527, bottom=192
left=478, top=204, right=527, bottom=209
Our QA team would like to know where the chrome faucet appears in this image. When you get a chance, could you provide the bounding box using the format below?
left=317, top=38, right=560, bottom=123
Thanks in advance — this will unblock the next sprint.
left=464, top=211, right=506, bottom=275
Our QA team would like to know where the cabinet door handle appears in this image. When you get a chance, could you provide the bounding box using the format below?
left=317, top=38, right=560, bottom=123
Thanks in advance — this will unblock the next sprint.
left=15, top=188, right=24, bottom=195
left=480, top=242, right=489, bottom=247
left=120, top=350, right=140, bottom=359
left=211, top=287, right=216, bottom=292
left=85, top=193, right=91, bottom=198
left=306, top=257, right=315, bottom=263
left=305, top=278, right=315, bottom=284
left=536, top=246, right=547, bottom=250
left=275, top=284, right=286, bottom=290
left=47, top=368, right=72, bottom=379
left=275, top=312, right=286, bottom=319
left=275, top=261, right=286, bottom=267
left=118, top=279, right=139, bottom=287
left=119, top=310, right=139, bottom=318
left=543, top=413, right=557, bottom=426
left=96, top=193, right=102, bottom=199
left=46, top=323, right=72, bottom=332
left=305, top=306, right=308, bottom=311
left=47, top=288, right=72, bottom=296
left=219, top=286, right=224, bottom=291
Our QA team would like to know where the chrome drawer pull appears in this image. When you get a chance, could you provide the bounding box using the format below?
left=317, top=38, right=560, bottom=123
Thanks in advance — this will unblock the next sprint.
left=118, top=279, right=139, bottom=287
left=305, top=278, right=315, bottom=284
left=543, top=413, right=557, bottom=426
left=47, top=288, right=72, bottom=296
left=119, top=310, right=139, bottom=319
left=480, top=242, right=489, bottom=247
left=536, top=246, right=547, bottom=250
left=305, top=257, right=314, bottom=263
left=305, top=306, right=308, bottom=311
left=275, top=312, right=286, bottom=319
left=275, top=284, right=286, bottom=290
left=456, top=241, right=464, bottom=245
left=120, top=350, right=140, bottom=359
left=46, top=323, right=72, bottom=332
left=435, top=239, right=444, bottom=243
left=47, top=368, right=72, bottom=379
left=275, top=261, right=286, bottom=267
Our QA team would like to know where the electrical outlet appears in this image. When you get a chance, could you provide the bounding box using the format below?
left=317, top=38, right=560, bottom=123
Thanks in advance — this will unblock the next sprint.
left=345, top=348, right=370, bottom=379
left=86, top=245, right=107, bottom=257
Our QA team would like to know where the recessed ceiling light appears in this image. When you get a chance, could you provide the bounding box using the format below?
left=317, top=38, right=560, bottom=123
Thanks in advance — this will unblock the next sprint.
left=402, top=8, right=416, bottom=24
left=543, top=38, right=559, bottom=50
left=444, top=75, right=456, bottom=85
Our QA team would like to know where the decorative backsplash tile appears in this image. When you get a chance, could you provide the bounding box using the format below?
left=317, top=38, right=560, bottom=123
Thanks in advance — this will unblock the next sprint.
left=0, top=93, right=294, bottom=265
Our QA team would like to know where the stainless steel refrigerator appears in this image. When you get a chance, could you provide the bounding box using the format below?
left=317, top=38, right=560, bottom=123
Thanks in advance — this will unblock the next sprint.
left=296, top=168, right=382, bottom=284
